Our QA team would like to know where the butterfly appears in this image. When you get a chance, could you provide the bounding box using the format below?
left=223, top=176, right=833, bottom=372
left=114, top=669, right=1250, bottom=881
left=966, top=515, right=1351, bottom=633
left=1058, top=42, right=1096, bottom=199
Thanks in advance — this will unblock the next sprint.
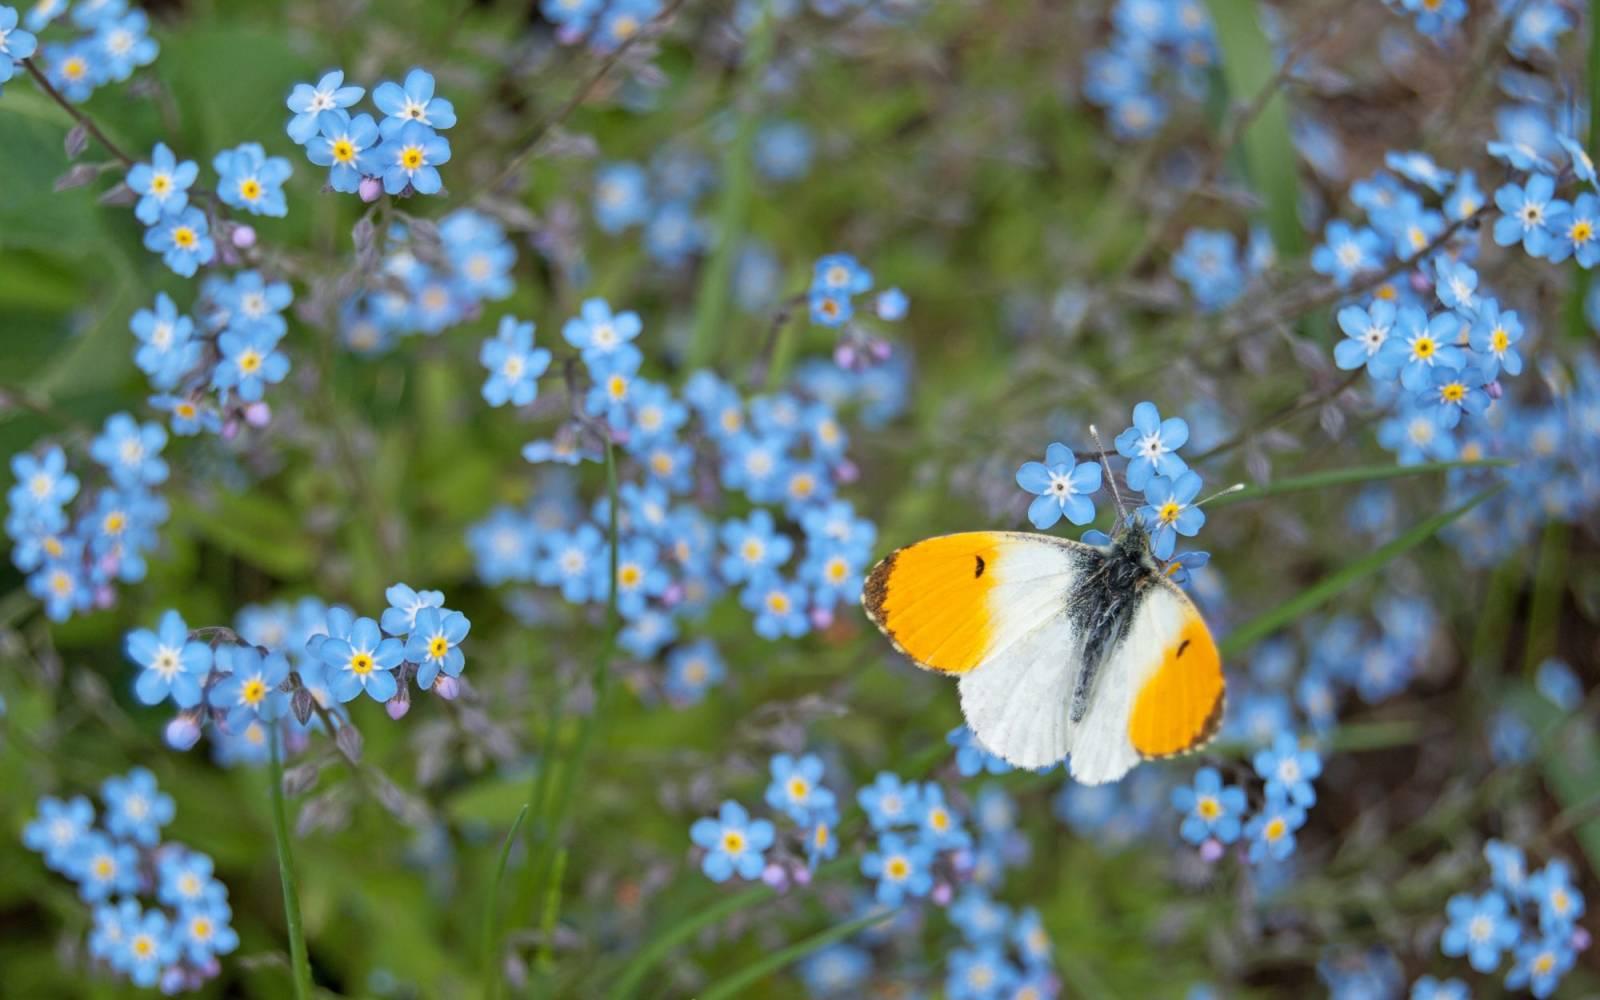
left=860, top=517, right=1224, bottom=785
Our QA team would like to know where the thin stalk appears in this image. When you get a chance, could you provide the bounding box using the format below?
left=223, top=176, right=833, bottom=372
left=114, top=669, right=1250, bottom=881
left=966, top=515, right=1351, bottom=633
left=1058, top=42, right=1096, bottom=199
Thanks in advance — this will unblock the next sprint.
left=268, top=727, right=313, bottom=1000
left=481, top=804, right=530, bottom=1000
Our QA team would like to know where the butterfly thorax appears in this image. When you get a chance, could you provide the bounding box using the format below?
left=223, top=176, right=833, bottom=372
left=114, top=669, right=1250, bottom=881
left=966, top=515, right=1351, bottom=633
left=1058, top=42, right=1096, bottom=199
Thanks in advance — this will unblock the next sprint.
left=1067, top=522, right=1159, bottom=722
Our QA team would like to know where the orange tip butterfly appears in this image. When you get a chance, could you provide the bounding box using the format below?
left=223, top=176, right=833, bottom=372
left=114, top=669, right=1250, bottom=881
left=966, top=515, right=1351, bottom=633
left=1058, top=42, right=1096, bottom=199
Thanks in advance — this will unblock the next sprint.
left=860, top=432, right=1229, bottom=784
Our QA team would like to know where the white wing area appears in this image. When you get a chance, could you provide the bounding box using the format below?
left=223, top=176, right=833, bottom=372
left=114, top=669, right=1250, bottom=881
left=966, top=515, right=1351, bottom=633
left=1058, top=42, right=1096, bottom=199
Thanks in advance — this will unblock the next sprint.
left=957, top=575, right=1193, bottom=785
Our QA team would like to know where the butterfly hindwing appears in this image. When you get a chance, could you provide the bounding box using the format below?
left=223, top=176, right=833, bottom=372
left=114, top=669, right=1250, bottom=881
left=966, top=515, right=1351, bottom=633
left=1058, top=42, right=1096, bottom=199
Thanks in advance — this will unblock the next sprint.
left=1068, top=580, right=1224, bottom=783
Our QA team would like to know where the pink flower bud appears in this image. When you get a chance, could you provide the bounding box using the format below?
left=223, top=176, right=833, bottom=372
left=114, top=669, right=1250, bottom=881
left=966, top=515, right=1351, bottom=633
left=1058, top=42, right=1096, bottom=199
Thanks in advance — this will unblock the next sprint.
left=834, top=343, right=858, bottom=369
left=244, top=402, right=272, bottom=427
left=220, top=419, right=240, bottom=441
left=660, top=583, right=684, bottom=607
left=386, top=695, right=411, bottom=720
left=359, top=176, right=383, bottom=203
left=231, top=225, right=257, bottom=249
left=1573, top=927, right=1592, bottom=951
left=761, top=863, right=788, bottom=890
left=433, top=675, right=460, bottom=700
left=931, top=881, right=953, bottom=906
left=834, top=459, right=860, bottom=484
left=1485, top=379, right=1503, bottom=400
left=791, top=865, right=812, bottom=887
left=1199, top=838, right=1224, bottom=863
left=868, top=338, right=893, bottom=361
left=809, top=606, right=834, bottom=631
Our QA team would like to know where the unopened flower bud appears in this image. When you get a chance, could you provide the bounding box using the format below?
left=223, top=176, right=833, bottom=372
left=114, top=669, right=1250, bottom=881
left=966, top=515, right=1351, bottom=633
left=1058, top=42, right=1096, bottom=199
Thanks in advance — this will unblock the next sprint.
left=359, top=176, right=383, bottom=203
left=231, top=225, right=257, bottom=249
left=165, top=714, right=202, bottom=751
left=433, top=675, right=460, bottom=700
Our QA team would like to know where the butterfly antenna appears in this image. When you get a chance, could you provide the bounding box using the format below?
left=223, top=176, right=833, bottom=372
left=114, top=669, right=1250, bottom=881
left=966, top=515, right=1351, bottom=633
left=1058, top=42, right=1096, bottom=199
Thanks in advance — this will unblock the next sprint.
left=1197, top=482, right=1247, bottom=507
left=1087, top=425, right=1128, bottom=531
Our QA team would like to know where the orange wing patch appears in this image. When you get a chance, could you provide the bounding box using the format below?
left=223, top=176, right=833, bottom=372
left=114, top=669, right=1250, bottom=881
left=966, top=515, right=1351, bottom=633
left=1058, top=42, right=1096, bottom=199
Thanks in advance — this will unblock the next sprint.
left=1127, top=611, right=1224, bottom=758
left=862, top=533, right=1002, bottom=674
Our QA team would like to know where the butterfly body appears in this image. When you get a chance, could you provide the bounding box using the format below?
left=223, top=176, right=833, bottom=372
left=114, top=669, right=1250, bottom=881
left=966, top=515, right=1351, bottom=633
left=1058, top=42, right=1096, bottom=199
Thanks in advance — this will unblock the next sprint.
left=862, top=523, right=1223, bottom=784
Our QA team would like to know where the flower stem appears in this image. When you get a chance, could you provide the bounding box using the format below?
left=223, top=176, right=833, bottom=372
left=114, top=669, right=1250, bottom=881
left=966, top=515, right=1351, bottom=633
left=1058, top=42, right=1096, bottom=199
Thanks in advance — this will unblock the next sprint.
left=21, top=58, right=138, bottom=167
left=481, top=804, right=530, bottom=1000
left=268, top=726, right=313, bottom=1000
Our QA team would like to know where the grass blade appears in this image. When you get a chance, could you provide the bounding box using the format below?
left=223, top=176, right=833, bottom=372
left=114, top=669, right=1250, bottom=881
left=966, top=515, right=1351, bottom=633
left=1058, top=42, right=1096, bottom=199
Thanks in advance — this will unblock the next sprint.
left=606, top=884, right=774, bottom=1000
left=268, top=727, right=313, bottom=1000
left=481, top=803, right=530, bottom=1000
left=696, top=908, right=895, bottom=1000
left=1208, top=459, right=1513, bottom=509
left=1219, top=486, right=1503, bottom=657
left=686, top=1, right=778, bottom=370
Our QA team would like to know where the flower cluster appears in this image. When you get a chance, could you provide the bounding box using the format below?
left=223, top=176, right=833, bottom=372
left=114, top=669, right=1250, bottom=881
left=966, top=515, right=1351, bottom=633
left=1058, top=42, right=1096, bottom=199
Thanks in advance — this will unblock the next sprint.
left=468, top=292, right=883, bottom=653
left=126, top=586, right=470, bottom=764
left=338, top=208, right=517, bottom=351
left=540, top=0, right=664, bottom=55
left=7, top=415, right=170, bottom=621
left=28, top=0, right=157, bottom=104
left=1013, top=400, right=1210, bottom=566
left=287, top=68, right=455, bottom=199
left=1081, top=0, right=1217, bottom=140
left=591, top=152, right=711, bottom=267
left=1433, top=840, right=1587, bottom=998
left=129, top=140, right=291, bottom=276
left=22, top=769, right=238, bottom=992
left=1170, top=226, right=1275, bottom=312
left=690, top=752, right=844, bottom=884
left=131, top=270, right=295, bottom=436
left=1170, top=732, right=1321, bottom=865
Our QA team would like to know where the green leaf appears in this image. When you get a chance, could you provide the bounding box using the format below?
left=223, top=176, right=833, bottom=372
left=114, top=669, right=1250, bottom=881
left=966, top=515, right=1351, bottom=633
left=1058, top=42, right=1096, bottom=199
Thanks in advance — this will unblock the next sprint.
left=169, top=493, right=318, bottom=578
left=1219, top=487, right=1503, bottom=657
left=696, top=908, right=895, bottom=1000
left=1204, top=0, right=1302, bottom=257
left=1208, top=459, right=1514, bottom=509
left=0, top=106, right=105, bottom=254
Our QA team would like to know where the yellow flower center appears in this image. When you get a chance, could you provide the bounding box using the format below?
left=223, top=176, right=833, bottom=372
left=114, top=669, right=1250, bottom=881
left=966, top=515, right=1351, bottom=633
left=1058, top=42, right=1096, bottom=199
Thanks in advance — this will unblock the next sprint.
left=1572, top=221, right=1594, bottom=243
left=766, top=591, right=791, bottom=614
left=191, top=917, right=213, bottom=940
left=1375, top=283, right=1397, bottom=301
left=132, top=935, right=154, bottom=958
left=63, top=57, right=86, bottom=80
left=332, top=139, right=356, bottom=163
left=1158, top=500, right=1182, bottom=524
left=886, top=856, right=910, bottom=879
left=239, top=178, right=262, bottom=201
left=102, top=511, right=127, bottom=535
left=1264, top=817, right=1287, bottom=841
left=348, top=653, right=374, bottom=676
left=612, top=14, right=639, bottom=38
left=1440, top=383, right=1466, bottom=403
left=238, top=349, right=263, bottom=374
left=242, top=678, right=268, bottom=704
left=619, top=564, right=643, bottom=588
left=151, top=174, right=172, bottom=195
left=1491, top=328, right=1509, bottom=352
left=93, top=856, right=114, bottom=879
left=788, top=777, right=810, bottom=800
left=428, top=635, right=448, bottom=659
left=1197, top=796, right=1222, bottom=820
left=401, top=146, right=425, bottom=170
left=176, top=401, right=197, bottom=418
left=789, top=473, right=816, bottom=498
left=930, top=808, right=950, bottom=831
left=173, top=226, right=197, bottom=249
left=607, top=374, right=628, bottom=400
left=721, top=830, right=745, bottom=853
left=1413, top=336, right=1436, bottom=359
left=49, top=570, right=73, bottom=596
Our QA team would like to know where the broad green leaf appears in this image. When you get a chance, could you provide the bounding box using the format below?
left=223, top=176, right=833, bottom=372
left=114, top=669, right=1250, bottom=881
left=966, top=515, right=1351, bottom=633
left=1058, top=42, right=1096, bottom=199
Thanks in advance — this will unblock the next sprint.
left=169, top=493, right=318, bottom=578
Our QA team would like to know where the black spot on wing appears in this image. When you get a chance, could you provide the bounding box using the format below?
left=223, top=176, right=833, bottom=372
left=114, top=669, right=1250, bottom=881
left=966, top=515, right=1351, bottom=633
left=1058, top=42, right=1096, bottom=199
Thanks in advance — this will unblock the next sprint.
left=974, top=555, right=986, bottom=578
left=1176, top=638, right=1191, bottom=658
